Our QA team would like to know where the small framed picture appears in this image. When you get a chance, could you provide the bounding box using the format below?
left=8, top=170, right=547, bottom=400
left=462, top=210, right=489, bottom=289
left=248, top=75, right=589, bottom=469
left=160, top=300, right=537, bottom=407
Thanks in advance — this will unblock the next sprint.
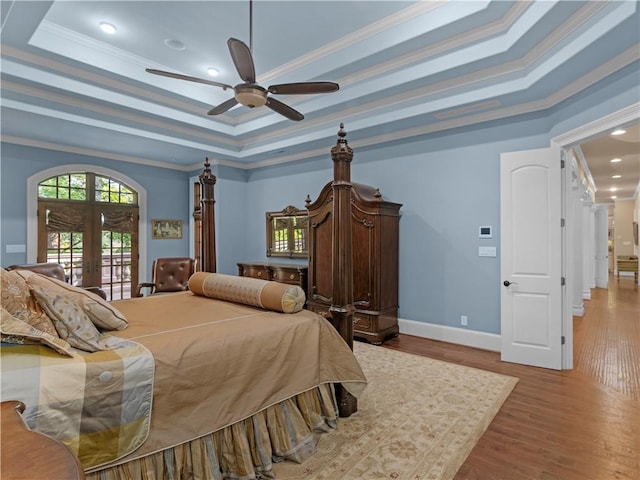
left=152, top=219, right=183, bottom=239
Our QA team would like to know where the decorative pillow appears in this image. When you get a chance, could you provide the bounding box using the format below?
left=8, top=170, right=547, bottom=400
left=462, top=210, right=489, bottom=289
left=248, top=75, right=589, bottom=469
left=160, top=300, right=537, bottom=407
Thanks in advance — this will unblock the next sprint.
left=0, top=268, right=60, bottom=338
left=31, top=288, right=118, bottom=352
left=1, top=306, right=74, bottom=357
left=188, top=272, right=305, bottom=313
left=14, top=270, right=128, bottom=331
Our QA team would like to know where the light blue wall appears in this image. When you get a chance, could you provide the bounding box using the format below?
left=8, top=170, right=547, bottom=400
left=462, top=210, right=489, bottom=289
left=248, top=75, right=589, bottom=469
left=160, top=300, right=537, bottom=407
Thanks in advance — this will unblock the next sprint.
left=241, top=115, right=551, bottom=334
left=236, top=62, right=639, bottom=334
left=1, top=61, right=638, bottom=338
left=0, top=144, right=192, bottom=277
left=209, top=165, right=250, bottom=275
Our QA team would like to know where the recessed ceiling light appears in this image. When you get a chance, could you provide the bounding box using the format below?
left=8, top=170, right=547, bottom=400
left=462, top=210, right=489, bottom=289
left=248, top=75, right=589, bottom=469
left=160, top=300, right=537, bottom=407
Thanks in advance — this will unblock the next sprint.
left=164, top=38, right=186, bottom=50
left=610, top=187, right=617, bottom=192
left=611, top=196, right=617, bottom=199
left=99, top=22, right=116, bottom=34
left=610, top=158, right=622, bottom=163
left=612, top=174, right=622, bottom=179
left=611, top=129, right=626, bottom=136
left=207, top=67, right=219, bottom=77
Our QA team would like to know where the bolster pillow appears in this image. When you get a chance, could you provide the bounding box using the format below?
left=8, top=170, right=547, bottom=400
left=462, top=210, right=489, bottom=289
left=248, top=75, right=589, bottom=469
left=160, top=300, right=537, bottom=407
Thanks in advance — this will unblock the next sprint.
left=188, top=272, right=305, bottom=314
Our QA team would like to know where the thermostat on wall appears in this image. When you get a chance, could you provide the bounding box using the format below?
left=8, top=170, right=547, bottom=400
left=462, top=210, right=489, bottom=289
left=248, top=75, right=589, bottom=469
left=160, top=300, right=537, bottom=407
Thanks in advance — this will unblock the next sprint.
left=479, top=226, right=492, bottom=238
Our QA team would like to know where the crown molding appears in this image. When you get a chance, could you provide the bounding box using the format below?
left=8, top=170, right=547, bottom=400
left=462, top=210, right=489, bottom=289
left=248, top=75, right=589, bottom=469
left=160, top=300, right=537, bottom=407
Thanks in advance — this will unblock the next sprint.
left=551, top=103, right=640, bottom=148
left=2, top=135, right=192, bottom=171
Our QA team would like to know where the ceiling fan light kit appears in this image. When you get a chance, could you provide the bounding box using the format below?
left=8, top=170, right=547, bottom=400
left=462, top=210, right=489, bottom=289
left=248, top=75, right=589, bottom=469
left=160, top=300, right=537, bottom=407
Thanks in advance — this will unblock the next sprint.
left=145, top=1, right=338, bottom=121
left=235, top=84, right=267, bottom=108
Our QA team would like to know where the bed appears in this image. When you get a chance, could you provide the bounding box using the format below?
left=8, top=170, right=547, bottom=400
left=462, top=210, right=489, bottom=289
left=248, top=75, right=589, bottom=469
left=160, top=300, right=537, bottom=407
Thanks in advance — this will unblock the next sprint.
left=1, top=125, right=365, bottom=479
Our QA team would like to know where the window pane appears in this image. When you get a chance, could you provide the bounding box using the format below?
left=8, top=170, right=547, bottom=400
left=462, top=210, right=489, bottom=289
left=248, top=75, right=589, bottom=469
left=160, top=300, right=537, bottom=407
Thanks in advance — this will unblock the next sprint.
left=39, top=185, right=58, bottom=198
left=39, top=174, right=86, bottom=200
left=95, top=175, right=136, bottom=204
left=57, top=187, right=70, bottom=200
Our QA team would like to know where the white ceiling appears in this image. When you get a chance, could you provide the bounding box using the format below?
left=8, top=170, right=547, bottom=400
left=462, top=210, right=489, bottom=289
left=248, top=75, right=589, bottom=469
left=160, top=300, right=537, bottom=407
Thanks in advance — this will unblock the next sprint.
left=578, top=122, right=640, bottom=205
left=1, top=0, right=639, bottom=192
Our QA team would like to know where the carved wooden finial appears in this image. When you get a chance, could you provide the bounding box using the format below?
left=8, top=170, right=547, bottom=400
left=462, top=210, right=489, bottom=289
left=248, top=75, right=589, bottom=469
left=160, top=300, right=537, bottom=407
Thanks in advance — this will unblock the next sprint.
left=332, top=122, right=353, bottom=158
left=338, top=122, right=346, bottom=139
left=200, top=157, right=216, bottom=183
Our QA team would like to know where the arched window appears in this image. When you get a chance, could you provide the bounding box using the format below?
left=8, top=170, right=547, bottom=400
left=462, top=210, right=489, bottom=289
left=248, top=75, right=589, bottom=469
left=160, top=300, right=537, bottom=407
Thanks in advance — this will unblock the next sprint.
left=37, top=172, right=139, bottom=300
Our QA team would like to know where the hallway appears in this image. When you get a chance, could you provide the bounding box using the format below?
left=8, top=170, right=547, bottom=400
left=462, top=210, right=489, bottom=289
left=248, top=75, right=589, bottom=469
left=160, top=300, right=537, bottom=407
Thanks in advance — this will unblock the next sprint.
left=574, top=274, right=640, bottom=401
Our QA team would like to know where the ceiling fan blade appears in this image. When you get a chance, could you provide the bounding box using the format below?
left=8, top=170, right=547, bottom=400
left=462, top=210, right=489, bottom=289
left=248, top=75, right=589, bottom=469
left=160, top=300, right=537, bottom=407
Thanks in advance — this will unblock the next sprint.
left=227, top=38, right=255, bottom=84
left=207, top=97, right=238, bottom=115
left=268, top=82, right=339, bottom=95
left=266, top=97, right=304, bottom=121
left=145, top=69, right=232, bottom=90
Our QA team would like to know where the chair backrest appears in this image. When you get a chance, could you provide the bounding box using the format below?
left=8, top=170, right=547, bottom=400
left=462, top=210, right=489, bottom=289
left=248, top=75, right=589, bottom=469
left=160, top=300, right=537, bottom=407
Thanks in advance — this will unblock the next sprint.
left=7, top=263, right=67, bottom=282
left=151, top=257, right=196, bottom=293
left=7, top=262, right=108, bottom=299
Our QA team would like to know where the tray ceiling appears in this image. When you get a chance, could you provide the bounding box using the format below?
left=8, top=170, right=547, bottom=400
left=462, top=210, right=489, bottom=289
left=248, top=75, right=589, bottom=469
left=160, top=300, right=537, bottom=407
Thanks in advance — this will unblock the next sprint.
left=1, top=1, right=638, bottom=199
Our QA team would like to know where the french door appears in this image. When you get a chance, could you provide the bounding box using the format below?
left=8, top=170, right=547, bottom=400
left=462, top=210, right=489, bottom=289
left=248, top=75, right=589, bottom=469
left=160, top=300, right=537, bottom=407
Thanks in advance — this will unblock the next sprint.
left=37, top=173, right=139, bottom=300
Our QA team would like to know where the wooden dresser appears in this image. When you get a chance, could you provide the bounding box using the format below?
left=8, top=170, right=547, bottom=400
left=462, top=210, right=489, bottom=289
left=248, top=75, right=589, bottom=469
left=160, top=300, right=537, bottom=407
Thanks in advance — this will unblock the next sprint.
left=306, top=182, right=402, bottom=344
left=237, top=262, right=308, bottom=297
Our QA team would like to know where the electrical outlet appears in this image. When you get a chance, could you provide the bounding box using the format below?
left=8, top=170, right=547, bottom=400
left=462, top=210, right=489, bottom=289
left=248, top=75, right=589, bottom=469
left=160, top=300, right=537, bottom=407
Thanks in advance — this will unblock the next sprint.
left=460, top=315, right=468, bottom=326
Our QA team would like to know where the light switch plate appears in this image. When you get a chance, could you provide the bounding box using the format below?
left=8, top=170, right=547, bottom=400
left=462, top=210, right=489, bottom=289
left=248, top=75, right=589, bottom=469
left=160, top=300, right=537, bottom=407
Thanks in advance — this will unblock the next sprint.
left=478, top=246, right=497, bottom=257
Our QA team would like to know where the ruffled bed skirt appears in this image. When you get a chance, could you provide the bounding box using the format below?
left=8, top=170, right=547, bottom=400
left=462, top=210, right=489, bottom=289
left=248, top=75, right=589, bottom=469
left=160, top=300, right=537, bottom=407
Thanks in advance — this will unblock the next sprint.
left=86, top=383, right=337, bottom=480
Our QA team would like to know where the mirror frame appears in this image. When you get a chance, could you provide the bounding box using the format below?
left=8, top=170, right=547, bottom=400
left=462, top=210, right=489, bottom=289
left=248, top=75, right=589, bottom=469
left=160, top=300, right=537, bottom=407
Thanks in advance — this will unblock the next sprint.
left=266, top=205, right=308, bottom=258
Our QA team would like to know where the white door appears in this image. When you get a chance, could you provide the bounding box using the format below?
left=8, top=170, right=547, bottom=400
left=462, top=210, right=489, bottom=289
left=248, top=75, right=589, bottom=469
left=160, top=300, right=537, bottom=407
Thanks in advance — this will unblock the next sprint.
left=500, top=146, right=563, bottom=370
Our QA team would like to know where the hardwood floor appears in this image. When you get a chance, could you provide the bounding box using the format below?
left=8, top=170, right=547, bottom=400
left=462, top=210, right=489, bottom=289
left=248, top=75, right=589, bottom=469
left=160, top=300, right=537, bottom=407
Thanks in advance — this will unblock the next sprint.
left=382, top=275, right=640, bottom=480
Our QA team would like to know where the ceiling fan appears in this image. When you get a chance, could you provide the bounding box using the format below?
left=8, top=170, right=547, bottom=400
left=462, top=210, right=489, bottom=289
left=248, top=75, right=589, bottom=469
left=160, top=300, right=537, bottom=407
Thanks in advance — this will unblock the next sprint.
left=146, top=0, right=339, bottom=121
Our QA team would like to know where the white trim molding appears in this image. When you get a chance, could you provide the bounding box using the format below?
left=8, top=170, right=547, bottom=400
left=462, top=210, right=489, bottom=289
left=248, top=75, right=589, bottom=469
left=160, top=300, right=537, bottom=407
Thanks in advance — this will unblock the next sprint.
left=398, top=318, right=501, bottom=352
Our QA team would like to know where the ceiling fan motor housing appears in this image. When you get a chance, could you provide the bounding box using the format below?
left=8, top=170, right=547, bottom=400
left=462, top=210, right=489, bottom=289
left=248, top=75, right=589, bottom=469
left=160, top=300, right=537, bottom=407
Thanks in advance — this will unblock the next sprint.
left=235, top=84, right=267, bottom=108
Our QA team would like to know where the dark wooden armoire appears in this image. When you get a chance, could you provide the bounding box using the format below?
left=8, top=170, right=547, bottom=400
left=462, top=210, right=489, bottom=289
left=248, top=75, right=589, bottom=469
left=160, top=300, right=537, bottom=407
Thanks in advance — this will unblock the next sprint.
left=306, top=182, right=402, bottom=344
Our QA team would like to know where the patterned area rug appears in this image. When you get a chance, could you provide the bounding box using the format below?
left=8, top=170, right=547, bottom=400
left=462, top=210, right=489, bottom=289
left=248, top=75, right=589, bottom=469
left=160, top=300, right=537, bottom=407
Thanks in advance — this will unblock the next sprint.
left=274, top=341, right=518, bottom=480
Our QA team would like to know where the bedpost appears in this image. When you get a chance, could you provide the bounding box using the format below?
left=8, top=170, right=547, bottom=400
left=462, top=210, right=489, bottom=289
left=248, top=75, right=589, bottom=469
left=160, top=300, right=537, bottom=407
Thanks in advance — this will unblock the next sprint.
left=330, top=123, right=358, bottom=417
left=199, top=157, right=217, bottom=273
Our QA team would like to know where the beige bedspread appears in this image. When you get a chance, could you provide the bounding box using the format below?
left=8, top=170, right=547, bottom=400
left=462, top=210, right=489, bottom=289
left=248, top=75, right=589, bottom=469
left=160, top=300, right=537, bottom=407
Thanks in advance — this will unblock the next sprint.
left=102, top=291, right=367, bottom=469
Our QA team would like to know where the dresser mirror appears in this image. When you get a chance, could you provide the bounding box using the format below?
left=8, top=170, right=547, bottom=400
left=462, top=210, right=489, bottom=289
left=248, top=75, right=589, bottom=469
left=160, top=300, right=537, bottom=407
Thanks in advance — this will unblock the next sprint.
left=266, top=206, right=308, bottom=258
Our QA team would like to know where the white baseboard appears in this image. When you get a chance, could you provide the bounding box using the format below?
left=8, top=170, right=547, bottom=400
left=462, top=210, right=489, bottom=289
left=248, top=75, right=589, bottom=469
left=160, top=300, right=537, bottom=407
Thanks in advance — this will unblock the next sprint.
left=398, top=318, right=501, bottom=352
left=573, top=304, right=585, bottom=316
left=582, top=289, right=591, bottom=300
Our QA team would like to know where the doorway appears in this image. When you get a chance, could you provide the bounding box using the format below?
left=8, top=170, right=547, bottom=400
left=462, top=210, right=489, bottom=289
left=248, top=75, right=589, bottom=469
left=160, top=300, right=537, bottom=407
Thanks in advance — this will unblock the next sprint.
left=27, top=165, right=149, bottom=300
left=501, top=103, right=638, bottom=370
left=553, top=102, right=639, bottom=369
left=37, top=172, right=139, bottom=300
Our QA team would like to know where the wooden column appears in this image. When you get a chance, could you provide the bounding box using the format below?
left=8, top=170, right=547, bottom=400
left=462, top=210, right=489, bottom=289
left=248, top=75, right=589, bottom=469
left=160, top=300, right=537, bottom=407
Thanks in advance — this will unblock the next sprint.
left=329, top=123, right=358, bottom=417
left=199, top=157, right=217, bottom=273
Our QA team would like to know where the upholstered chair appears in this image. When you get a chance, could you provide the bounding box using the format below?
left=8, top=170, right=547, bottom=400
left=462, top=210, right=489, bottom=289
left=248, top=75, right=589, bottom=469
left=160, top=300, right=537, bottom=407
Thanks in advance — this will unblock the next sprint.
left=134, top=257, right=196, bottom=297
left=7, top=263, right=107, bottom=300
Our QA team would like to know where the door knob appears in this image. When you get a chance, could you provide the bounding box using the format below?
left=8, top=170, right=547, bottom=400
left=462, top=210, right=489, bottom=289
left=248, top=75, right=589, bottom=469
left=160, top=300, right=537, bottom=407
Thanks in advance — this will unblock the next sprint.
left=503, top=280, right=518, bottom=287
